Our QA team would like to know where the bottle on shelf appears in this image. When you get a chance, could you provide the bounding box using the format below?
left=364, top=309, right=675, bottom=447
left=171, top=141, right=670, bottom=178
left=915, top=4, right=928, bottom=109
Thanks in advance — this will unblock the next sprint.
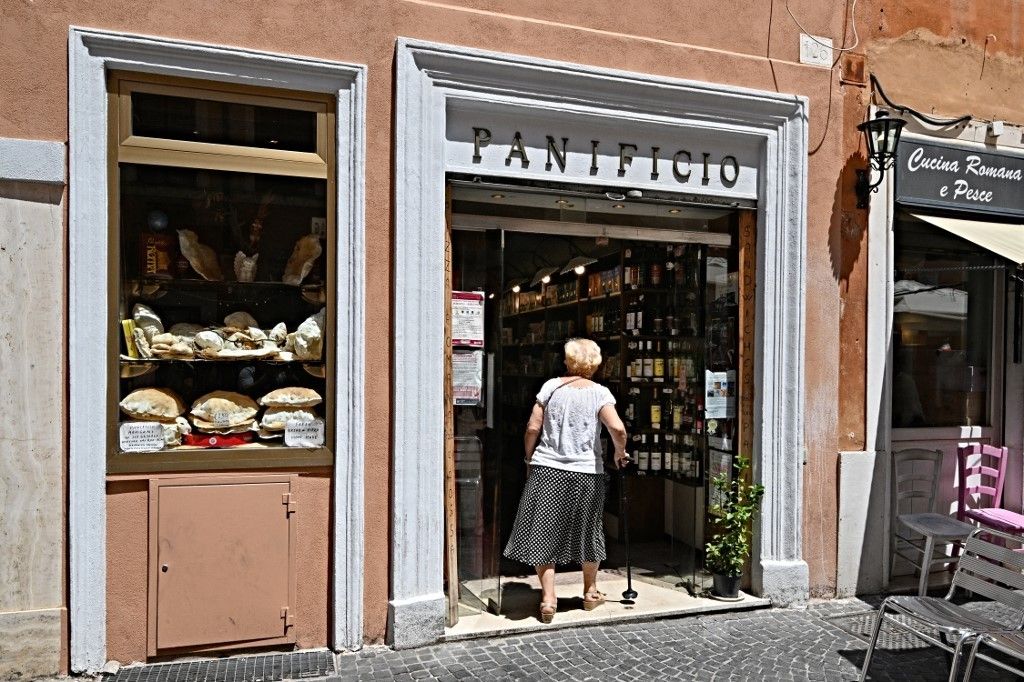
left=637, top=434, right=650, bottom=474
left=650, top=434, right=662, bottom=473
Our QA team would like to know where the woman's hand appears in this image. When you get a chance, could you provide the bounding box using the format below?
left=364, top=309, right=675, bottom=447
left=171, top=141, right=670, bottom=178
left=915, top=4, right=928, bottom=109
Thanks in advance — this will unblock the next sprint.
left=614, top=451, right=631, bottom=469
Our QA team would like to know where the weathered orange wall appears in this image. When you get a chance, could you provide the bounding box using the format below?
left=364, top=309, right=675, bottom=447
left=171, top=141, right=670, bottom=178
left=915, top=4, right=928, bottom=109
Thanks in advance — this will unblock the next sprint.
left=105, top=471, right=330, bottom=663
left=835, top=1, right=1024, bottom=457
left=1, top=0, right=916, bottom=634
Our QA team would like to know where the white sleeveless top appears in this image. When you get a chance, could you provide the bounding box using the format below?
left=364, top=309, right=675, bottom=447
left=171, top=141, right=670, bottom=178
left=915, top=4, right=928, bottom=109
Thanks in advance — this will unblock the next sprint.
left=530, top=377, right=617, bottom=474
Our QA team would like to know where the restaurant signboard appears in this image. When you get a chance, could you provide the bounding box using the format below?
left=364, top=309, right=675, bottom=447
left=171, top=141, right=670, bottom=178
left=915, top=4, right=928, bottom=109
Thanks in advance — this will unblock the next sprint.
left=896, top=138, right=1024, bottom=218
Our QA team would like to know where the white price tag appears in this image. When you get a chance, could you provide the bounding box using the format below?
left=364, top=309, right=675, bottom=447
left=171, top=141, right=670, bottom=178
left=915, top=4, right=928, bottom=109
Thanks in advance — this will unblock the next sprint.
left=284, top=418, right=325, bottom=447
left=119, top=422, right=165, bottom=453
left=212, top=410, right=232, bottom=427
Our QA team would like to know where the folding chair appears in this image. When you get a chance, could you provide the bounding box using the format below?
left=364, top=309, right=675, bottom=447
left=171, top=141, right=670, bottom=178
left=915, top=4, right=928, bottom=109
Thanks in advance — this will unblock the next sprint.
left=859, top=527, right=1024, bottom=682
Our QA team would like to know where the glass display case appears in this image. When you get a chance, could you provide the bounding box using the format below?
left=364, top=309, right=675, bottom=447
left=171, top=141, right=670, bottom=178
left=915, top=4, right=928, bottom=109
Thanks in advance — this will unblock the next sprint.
left=109, top=74, right=335, bottom=471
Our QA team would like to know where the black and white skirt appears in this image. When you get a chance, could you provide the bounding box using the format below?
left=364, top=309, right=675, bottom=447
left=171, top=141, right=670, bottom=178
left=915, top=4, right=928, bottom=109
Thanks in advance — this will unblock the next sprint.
left=503, top=465, right=607, bottom=566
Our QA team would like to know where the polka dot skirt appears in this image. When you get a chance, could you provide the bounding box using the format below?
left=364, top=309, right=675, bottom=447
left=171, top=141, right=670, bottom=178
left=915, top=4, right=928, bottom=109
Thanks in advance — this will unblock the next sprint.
left=503, top=465, right=607, bottom=566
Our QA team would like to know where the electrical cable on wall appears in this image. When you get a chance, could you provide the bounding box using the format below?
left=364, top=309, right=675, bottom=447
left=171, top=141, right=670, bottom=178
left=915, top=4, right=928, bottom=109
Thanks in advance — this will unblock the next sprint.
left=869, top=74, right=973, bottom=127
left=785, top=0, right=859, bottom=52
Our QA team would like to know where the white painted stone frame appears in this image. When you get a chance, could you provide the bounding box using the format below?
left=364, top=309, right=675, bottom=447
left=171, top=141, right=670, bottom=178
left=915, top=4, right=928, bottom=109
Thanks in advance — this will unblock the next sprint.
left=392, top=38, right=810, bottom=648
left=68, top=28, right=366, bottom=672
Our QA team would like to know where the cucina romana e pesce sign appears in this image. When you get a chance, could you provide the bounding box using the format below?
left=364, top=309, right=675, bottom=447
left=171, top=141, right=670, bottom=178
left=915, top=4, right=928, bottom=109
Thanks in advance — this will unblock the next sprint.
left=896, top=138, right=1024, bottom=219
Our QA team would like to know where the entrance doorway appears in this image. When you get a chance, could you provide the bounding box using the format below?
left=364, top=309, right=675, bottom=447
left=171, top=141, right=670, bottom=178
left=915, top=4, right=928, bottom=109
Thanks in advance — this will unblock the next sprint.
left=446, top=181, right=763, bottom=633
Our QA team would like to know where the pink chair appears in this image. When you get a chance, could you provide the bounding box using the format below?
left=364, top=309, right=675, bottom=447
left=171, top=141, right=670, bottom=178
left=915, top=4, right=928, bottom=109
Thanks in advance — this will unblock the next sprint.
left=956, top=443, right=1024, bottom=535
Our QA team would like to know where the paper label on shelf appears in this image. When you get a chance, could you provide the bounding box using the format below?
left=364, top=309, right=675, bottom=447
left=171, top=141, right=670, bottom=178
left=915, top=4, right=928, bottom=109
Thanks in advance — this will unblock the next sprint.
left=212, top=410, right=232, bottom=427
left=285, top=418, right=325, bottom=447
left=452, top=291, right=485, bottom=347
left=119, top=422, right=165, bottom=453
left=453, top=349, right=484, bottom=406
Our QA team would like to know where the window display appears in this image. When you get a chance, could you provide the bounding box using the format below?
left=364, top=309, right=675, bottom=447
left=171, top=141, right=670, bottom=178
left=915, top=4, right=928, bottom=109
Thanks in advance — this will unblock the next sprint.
left=111, top=76, right=334, bottom=466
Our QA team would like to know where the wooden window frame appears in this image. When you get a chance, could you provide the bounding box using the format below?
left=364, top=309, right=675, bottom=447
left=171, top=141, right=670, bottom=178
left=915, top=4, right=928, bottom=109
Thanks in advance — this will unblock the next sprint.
left=107, top=72, right=336, bottom=473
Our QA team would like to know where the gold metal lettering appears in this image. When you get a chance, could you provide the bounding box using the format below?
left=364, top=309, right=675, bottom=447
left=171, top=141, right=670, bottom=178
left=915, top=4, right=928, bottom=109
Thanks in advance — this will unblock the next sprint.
left=546, top=136, right=568, bottom=172
left=618, top=143, right=637, bottom=177
left=721, top=155, right=740, bottom=186
left=702, top=152, right=711, bottom=185
left=472, top=127, right=491, bottom=163
left=590, top=140, right=600, bottom=175
left=506, top=132, right=529, bottom=167
left=672, top=150, right=692, bottom=182
left=650, top=146, right=660, bottom=180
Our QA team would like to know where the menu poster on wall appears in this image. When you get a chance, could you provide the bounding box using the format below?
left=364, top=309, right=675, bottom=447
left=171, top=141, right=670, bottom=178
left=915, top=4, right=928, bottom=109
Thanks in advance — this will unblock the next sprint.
left=705, top=369, right=737, bottom=418
left=708, top=449, right=733, bottom=509
left=452, top=290, right=485, bottom=347
left=453, top=349, right=484, bottom=406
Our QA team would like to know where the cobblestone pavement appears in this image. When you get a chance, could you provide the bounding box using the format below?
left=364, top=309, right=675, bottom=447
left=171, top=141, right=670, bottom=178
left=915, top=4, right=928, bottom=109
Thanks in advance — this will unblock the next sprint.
left=332, top=598, right=1019, bottom=681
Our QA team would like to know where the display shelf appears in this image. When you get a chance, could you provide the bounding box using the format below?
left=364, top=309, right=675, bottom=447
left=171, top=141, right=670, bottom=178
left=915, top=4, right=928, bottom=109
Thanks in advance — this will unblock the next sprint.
left=125, top=277, right=325, bottom=300
left=120, top=357, right=325, bottom=365
left=579, top=292, right=621, bottom=303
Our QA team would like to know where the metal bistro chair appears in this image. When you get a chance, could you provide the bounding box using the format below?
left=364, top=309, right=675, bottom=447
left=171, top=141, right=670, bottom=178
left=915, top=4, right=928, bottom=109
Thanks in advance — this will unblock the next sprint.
left=890, top=448, right=975, bottom=596
left=964, top=631, right=1024, bottom=681
left=859, top=527, right=1024, bottom=682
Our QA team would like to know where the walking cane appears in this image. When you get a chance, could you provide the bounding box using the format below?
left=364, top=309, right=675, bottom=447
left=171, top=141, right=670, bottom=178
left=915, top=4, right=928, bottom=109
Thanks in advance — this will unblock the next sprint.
left=618, top=462, right=638, bottom=603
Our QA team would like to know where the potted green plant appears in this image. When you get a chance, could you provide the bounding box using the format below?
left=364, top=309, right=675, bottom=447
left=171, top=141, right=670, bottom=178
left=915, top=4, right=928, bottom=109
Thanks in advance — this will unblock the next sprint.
left=704, top=455, right=765, bottom=599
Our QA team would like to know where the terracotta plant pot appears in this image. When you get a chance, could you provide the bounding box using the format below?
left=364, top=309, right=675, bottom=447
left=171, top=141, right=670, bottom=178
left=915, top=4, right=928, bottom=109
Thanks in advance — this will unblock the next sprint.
left=712, top=572, right=741, bottom=599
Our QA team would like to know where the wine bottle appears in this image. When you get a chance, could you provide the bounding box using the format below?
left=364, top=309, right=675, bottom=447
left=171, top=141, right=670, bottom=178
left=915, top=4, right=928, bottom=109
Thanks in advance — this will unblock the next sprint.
left=651, top=434, right=662, bottom=473
left=637, top=435, right=650, bottom=474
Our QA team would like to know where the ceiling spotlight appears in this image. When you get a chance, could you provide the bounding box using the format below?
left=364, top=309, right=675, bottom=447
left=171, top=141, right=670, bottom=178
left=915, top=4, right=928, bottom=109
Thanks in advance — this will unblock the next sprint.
left=561, top=255, right=598, bottom=275
left=611, top=203, right=625, bottom=209
left=491, top=193, right=505, bottom=199
left=531, top=266, right=559, bottom=287
left=487, top=292, right=495, bottom=299
left=507, top=278, right=527, bottom=294
left=668, top=208, right=681, bottom=214
left=555, top=199, right=575, bottom=208
left=512, top=284, right=521, bottom=293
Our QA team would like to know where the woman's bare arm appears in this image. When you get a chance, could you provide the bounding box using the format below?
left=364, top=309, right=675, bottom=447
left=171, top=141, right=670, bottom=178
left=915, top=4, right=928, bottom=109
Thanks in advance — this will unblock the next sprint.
left=599, top=404, right=630, bottom=468
left=524, top=403, right=544, bottom=462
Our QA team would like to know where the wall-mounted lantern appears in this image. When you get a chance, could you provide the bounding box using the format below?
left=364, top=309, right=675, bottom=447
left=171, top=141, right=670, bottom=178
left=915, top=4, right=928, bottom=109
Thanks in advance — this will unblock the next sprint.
left=856, top=110, right=906, bottom=208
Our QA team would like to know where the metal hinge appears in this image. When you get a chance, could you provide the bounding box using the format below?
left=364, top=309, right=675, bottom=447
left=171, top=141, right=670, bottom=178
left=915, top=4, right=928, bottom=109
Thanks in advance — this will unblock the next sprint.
left=282, top=492, right=297, bottom=514
left=281, top=606, right=295, bottom=628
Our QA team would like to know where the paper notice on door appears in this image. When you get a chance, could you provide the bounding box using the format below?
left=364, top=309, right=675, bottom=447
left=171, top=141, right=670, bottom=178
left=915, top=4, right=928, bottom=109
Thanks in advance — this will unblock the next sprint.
left=119, top=421, right=165, bottom=453
left=705, top=369, right=737, bottom=418
left=452, top=291, right=485, bottom=347
left=453, top=349, right=484, bottom=406
left=285, top=418, right=325, bottom=447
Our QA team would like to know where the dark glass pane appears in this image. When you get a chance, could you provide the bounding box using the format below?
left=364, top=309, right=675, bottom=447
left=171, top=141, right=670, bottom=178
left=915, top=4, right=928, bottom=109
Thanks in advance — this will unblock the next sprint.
left=892, top=217, right=995, bottom=427
left=117, top=163, right=329, bottom=454
left=131, top=91, right=318, bottom=153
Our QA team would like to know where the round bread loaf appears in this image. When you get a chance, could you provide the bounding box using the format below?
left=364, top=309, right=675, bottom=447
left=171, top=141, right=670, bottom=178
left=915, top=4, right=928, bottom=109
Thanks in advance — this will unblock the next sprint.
left=259, top=387, right=323, bottom=408
left=190, top=391, right=259, bottom=426
left=260, top=406, right=317, bottom=431
left=120, top=388, right=185, bottom=421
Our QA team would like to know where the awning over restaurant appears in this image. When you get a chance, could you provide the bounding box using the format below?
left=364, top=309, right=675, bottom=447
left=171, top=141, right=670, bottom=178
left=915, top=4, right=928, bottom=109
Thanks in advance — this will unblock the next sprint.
left=911, top=212, right=1024, bottom=266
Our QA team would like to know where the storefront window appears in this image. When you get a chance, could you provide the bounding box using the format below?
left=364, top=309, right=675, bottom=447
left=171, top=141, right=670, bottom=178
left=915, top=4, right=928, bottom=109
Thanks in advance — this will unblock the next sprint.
left=892, top=214, right=997, bottom=428
left=111, top=75, right=334, bottom=468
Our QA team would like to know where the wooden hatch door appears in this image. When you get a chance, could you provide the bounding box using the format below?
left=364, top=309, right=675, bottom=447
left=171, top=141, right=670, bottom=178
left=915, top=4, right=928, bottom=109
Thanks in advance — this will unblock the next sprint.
left=148, top=475, right=297, bottom=654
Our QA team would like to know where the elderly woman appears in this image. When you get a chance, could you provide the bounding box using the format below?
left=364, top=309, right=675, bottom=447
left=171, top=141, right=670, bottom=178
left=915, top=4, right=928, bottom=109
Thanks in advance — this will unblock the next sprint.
left=503, top=338, right=629, bottom=623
